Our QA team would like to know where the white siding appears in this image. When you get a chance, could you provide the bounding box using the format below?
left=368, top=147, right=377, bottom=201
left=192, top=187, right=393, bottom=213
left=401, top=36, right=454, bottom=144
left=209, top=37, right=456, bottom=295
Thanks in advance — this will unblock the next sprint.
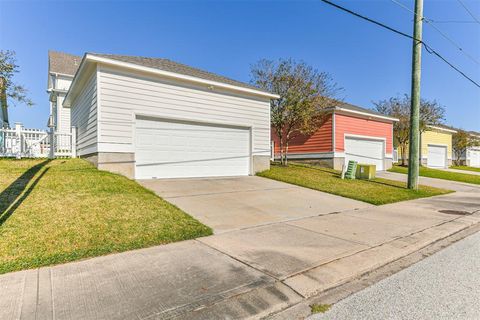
left=70, top=72, right=98, bottom=155
left=96, top=66, right=271, bottom=156
left=56, top=95, right=71, bottom=134
left=49, top=74, right=74, bottom=132
left=56, top=76, right=73, bottom=91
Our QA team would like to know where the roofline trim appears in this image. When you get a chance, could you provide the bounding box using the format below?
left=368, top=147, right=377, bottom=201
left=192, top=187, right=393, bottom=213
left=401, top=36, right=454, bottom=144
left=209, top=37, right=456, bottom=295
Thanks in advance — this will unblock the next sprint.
left=49, top=71, right=75, bottom=78
left=63, top=54, right=89, bottom=107
left=88, top=54, right=279, bottom=99
left=332, top=107, right=399, bottom=122
left=426, top=125, right=457, bottom=133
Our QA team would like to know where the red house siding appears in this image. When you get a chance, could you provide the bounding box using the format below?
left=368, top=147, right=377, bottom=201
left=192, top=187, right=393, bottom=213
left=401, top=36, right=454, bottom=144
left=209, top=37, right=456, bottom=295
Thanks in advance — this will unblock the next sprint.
left=334, top=113, right=393, bottom=154
left=272, top=114, right=333, bottom=154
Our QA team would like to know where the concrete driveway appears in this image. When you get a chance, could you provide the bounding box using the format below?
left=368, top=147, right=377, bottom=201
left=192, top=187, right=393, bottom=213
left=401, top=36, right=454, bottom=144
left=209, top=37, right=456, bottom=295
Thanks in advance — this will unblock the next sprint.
left=138, top=176, right=371, bottom=233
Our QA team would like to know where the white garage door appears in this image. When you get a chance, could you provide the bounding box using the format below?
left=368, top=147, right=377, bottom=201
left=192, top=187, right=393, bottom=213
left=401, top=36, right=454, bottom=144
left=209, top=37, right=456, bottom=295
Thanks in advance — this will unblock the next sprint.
left=427, top=145, right=447, bottom=168
left=344, top=137, right=385, bottom=171
left=135, top=118, right=250, bottom=179
left=469, top=149, right=480, bottom=167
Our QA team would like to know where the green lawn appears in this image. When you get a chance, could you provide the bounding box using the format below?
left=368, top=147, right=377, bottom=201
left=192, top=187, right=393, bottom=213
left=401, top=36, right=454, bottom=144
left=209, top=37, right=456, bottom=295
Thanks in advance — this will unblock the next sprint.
left=389, top=165, right=480, bottom=185
left=0, top=159, right=212, bottom=274
left=257, top=164, right=452, bottom=205
left=450, top=165, right=480, bottom=173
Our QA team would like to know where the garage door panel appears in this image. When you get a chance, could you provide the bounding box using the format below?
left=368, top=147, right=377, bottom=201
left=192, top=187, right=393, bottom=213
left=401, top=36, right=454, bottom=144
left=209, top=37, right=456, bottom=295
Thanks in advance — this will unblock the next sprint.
left=344, top=137, right=385, bottom=171
left=135, top=118, right=250, bottom=179
left=468, top=149, right=480, bottom=167
left=427, top=145, right=447, bottom=168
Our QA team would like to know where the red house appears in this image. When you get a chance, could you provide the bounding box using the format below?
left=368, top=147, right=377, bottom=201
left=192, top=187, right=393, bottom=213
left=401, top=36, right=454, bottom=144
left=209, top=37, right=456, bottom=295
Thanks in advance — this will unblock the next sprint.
left=272, top=102, right=398, bottom=171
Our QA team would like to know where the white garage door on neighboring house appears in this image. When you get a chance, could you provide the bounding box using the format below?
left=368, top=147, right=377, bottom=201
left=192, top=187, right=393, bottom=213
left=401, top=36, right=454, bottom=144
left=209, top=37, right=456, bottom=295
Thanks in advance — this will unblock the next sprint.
left=344, top=136, right=385, bottom=171
left=427, top=145, right=447, bottom=168
left=469, top=149, right=480, bottom=168
left=135, top=117, right=251, bottom=179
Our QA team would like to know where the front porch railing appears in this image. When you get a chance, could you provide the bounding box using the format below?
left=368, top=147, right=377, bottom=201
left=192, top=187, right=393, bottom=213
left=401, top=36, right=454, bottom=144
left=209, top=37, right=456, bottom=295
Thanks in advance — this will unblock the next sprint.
left=0, top=123, right=76, bottom=159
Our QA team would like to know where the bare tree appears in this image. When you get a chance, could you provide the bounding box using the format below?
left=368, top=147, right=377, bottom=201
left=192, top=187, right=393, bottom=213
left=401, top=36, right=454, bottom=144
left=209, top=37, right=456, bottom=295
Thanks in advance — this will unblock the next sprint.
left=0, top=50, right=34, bottom=128
left=373, top=94, right=445, bottom=166
left=251, top=58, right=340, bottom=165
left=452, top=129, right=475, bottom=166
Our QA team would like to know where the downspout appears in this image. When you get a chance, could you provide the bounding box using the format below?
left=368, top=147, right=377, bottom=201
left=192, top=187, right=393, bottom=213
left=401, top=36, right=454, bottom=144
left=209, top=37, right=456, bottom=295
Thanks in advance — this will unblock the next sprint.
left=332, top=111, right=336, bottom=153
left=332, top=111, right=336, bottom=169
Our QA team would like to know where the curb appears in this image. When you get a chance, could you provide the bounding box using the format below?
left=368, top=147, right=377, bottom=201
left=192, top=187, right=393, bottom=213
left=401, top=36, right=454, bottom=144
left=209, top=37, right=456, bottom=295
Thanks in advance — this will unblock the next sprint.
left=266, top=217, right=480, bottom=320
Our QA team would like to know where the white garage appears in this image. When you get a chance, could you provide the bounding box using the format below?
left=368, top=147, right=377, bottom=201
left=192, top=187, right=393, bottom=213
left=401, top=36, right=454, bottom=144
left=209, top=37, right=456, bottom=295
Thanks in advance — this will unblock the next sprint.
left=135, top=117, right=251, bottom=179
left=427, top=145, right=447, bottom=168
left=344, top=136, right=385, bottom=171
left=468, top=148, right=480, bottom=167
left=67, top=53, right=278, bottom=179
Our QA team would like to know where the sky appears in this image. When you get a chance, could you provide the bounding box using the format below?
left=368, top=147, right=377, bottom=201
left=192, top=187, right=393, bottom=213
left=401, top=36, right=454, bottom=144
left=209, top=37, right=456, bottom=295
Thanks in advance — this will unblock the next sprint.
left=1, top=0, right=479, bottom=131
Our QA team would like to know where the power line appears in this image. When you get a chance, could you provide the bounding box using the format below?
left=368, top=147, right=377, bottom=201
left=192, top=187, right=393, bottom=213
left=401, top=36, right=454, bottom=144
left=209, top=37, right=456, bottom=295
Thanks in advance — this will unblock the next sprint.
left=429, top=20, right=478, bottom=24
left=319, top=0, right=480, bottom=89
left=390, top=0, right=480, bottom=65
left=320, top=0, right=413, bottom=39
left=390, top=0, right=416, bottom=15
left=456, top=0, right=480, bottom=25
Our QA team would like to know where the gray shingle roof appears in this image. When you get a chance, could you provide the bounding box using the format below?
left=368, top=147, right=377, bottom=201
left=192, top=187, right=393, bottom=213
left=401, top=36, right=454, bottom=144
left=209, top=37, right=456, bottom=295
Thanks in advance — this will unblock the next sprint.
left=48, top=51, right=82, bottom=76
left=89, top=53, right=268, bottom=93
left=335, top=101, right=395, bottom=119
left=428, top=123, right=457, bottom=132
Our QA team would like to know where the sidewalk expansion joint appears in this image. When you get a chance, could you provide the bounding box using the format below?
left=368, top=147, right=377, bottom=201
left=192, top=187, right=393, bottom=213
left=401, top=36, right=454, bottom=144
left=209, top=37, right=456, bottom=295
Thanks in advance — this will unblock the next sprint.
left=193, top=239, right=277, bottom=280
left=211, top=206, right=374, bottom=236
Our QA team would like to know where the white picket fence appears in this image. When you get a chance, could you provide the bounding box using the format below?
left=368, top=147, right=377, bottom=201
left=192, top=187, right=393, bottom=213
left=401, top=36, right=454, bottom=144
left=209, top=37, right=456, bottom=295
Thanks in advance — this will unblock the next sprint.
left=0, top=123, right=76, bottom=159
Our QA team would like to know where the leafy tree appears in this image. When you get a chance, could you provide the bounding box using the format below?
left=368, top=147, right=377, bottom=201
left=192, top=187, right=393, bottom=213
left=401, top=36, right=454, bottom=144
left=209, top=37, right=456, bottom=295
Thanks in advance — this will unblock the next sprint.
left=452, top=130, right=477, bottom=166
left=251, top=58, right=340, bottom=165
left=0, top=50, right=34, bottom=128
left=373, top=94, right=445, bottom=166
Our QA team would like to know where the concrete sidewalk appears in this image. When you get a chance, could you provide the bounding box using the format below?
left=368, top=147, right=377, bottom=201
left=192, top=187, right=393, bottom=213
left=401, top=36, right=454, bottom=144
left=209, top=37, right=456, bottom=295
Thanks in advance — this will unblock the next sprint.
left=2, top=178, right=480, bottom=319
left=376, top=171, right=480, bottom=192
left=442, top=168, right=480, bottom=176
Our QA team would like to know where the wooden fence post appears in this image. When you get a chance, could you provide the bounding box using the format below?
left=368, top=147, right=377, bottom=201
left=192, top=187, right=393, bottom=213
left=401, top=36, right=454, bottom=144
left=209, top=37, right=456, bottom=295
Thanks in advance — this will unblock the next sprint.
left=15, top=122, right=23, bottom=158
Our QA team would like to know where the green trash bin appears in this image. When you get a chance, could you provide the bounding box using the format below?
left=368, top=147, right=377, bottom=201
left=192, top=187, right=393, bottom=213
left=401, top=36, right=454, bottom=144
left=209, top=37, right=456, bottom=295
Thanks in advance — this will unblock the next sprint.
left=356, top=164, right=376, bottom=180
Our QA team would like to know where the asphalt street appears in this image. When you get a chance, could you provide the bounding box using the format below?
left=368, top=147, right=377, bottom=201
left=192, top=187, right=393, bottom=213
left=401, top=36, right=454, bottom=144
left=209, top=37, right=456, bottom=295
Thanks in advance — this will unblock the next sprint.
left=310, top=231, right=480, bottom=320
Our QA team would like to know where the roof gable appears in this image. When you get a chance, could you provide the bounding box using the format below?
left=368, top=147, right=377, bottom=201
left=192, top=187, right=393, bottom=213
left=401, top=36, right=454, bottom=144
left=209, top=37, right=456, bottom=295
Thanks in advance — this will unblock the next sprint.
left=89, top=53, right=268, bottom=93
left=64, top=52, right=278, bottom=106
left=48, top=51, right=82, bottom=76
left=331, top=101, right=399, bottom=122
left=426, top=124, right=457, bottom=134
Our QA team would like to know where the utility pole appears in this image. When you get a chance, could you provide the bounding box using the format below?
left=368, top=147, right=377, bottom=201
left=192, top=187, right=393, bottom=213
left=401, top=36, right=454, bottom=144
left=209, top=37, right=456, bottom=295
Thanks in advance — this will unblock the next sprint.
left=407, top=0, right=424, bottom=190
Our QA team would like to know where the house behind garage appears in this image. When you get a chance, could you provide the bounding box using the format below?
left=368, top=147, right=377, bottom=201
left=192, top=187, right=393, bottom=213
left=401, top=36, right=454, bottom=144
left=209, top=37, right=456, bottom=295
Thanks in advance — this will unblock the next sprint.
left=47, top=51, right=81, bottom=134
left=272, top=103, right=398, bottom=171
left=464, top=131, right=480, bottom=168
left=398, top=125, right=457, bottom=168
left=63, top=53, right=278, bottom=179
left=420, top=125, right=456, bottom=168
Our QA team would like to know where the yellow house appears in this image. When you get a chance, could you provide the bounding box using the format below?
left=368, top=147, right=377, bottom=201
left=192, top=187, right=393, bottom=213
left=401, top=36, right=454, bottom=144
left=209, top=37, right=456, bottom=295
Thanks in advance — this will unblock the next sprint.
left=397, top=125, right=456, bottom=168
left=420, top=125, right=456, bottom=168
